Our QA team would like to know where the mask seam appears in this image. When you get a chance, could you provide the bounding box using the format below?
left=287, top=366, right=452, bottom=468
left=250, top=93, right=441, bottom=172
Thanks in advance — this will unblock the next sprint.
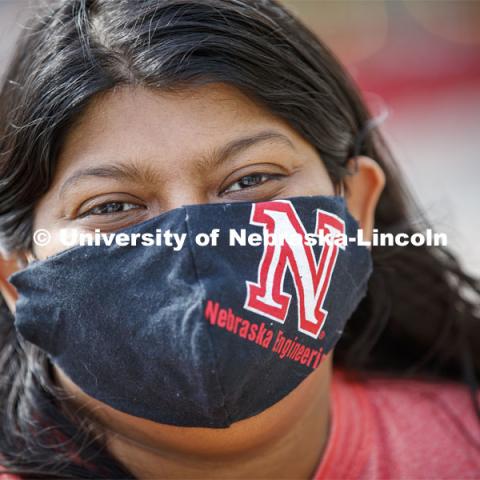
left=184, top=208, right=232, bottom=425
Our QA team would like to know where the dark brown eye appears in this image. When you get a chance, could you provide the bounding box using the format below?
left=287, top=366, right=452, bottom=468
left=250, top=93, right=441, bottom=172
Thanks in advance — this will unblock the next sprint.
left=223, top=173, right=280, bottom=193
left=80, top=202, right=140, bottom=217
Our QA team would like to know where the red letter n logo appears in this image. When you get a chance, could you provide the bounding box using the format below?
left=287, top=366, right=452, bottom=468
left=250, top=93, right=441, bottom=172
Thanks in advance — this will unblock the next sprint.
left=244, top=200, right=345, bottom=339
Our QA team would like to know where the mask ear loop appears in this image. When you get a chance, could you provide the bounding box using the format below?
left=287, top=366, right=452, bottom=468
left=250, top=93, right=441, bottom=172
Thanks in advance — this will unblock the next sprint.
left=335, top=180, right=345, bottom=198
left=23, top=250, right=38, bottom=266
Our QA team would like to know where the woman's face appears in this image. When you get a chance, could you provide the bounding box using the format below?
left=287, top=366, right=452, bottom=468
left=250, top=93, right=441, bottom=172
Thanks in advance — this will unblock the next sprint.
left=17, top=83, right=385, bottom=470
left=33, top=82, right=335, bottom=260
left=28, top=82, right=339, bottom=457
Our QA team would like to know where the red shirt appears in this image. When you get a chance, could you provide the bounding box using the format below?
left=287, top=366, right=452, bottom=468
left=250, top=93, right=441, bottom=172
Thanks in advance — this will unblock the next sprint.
left=314, top=370, right=480, bottom=479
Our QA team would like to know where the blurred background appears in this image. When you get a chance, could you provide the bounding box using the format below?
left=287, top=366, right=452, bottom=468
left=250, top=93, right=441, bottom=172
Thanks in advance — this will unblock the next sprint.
left=0, top=0, right=479, bottom=274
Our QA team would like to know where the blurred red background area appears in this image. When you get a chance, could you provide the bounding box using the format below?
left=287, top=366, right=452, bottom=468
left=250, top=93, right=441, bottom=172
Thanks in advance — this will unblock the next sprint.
left=285, top=1, right=480, bottom=99
left=1, top=0, right=479, bottom=273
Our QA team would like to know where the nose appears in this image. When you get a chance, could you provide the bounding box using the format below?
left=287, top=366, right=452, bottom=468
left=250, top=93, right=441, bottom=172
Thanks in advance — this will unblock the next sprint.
left=158, top=182, right=211, bottom=213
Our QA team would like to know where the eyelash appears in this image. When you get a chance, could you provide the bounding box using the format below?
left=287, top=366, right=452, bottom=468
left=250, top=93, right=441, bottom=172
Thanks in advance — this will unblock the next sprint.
left=221, top=172, right=284, bottom=195
left=79, top=202, right=141, bottom=217
left=79, top=172, right=283, bottom=217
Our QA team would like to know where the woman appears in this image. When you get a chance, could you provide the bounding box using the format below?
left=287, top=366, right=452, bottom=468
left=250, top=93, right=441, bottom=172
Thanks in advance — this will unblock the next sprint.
left=0, top=0, right=479, bottom=478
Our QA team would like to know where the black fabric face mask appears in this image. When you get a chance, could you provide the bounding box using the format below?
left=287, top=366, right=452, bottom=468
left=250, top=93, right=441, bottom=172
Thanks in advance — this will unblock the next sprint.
left=10, top=195, right=372, bottom=428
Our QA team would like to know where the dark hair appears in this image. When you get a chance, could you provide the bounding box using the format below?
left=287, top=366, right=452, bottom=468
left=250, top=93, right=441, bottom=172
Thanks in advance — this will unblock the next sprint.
left=0, top=0, right=479, bottom=477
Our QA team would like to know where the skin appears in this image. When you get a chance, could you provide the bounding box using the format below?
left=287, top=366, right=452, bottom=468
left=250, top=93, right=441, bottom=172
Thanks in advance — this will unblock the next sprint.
left=0, top=83, right=384, bottom=479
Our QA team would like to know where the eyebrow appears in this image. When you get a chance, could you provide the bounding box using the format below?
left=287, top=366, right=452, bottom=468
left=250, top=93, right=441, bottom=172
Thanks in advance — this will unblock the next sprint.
left=58, top=130, right=296, bottom=198
left=195, top=130, right=296, bottom=174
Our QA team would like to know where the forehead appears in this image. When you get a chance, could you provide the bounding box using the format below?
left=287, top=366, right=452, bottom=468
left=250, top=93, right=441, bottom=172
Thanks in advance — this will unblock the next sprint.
left=56, top=82, right=293, bottom=171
